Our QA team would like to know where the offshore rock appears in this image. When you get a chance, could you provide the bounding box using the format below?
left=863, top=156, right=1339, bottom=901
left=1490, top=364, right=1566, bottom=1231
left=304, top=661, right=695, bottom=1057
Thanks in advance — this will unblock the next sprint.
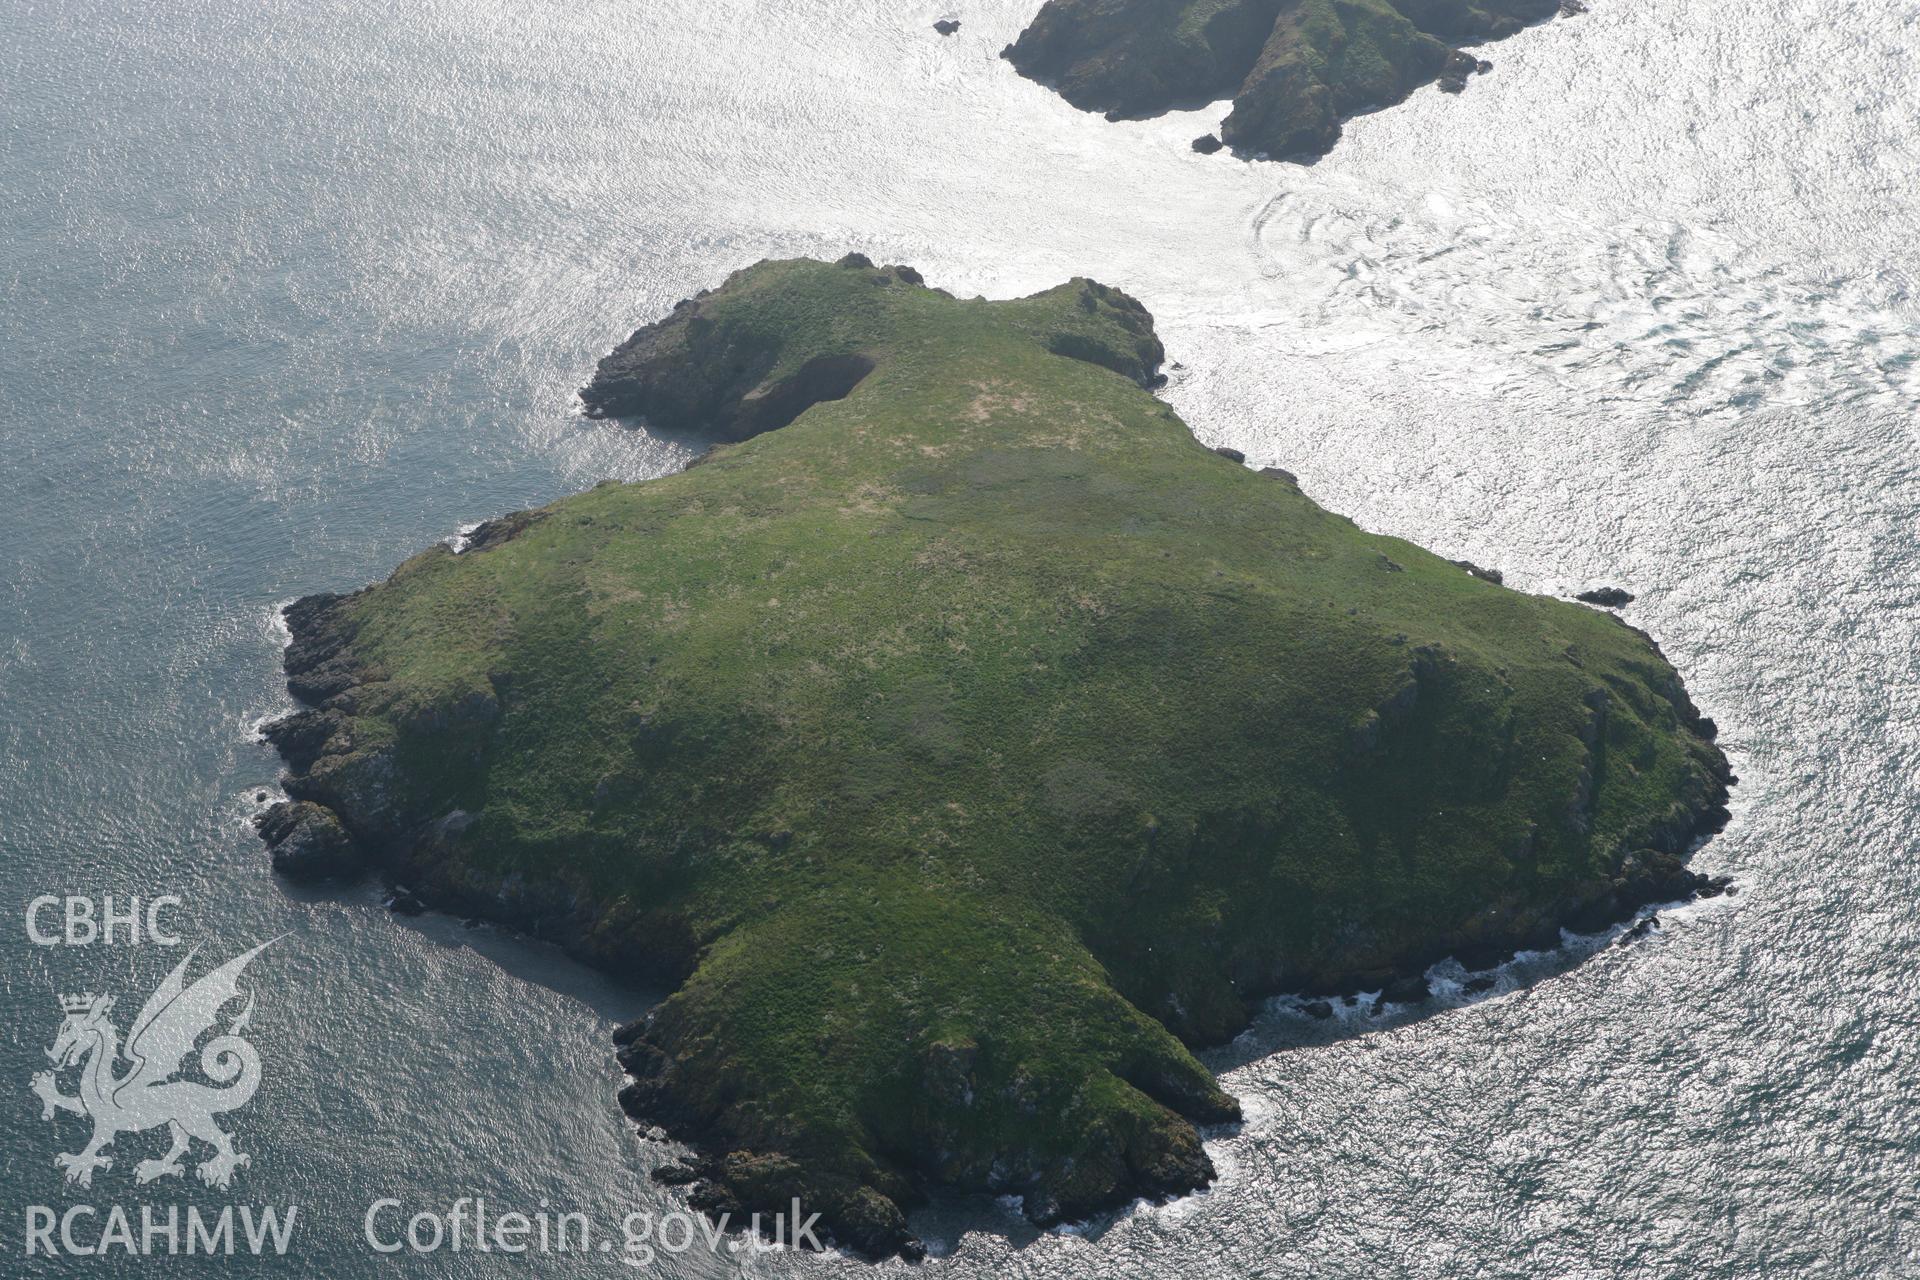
left=255, top=800, right=363, bottom=881
left=1006, top=0, right=1565, bottom=160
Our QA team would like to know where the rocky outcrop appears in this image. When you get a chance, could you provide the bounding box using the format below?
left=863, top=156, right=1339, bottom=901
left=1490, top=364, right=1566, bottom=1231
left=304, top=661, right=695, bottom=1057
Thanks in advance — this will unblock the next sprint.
left=579, top=285, right=878, bottom=441
left=1450, top=558, right=1505, bottom=584
left=1005, top=0, right=1564, bottom=160
left=1043, top=279, right=1167, bottom=384
left=255, top=799, right=363, bottom=881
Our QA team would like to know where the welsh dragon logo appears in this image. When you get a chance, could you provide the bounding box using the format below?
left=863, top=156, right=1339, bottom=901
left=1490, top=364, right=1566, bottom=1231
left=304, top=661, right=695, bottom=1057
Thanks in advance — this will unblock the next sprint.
left=31, top=939, right=277, bottom=1189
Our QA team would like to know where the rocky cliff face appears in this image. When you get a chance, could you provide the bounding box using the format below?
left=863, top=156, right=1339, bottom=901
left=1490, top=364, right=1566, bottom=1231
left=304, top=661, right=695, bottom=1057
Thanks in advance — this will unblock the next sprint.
left=1005, top=0, right=1564, bottom=159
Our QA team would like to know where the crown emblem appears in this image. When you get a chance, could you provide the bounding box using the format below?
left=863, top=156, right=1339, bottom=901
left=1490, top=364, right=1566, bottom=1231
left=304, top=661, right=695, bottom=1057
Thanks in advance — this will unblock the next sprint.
left=60, top=993, right=98, bottom=1014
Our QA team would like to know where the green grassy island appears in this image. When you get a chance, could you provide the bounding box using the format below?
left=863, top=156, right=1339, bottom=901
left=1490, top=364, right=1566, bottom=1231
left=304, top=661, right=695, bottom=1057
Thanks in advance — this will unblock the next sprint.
left=262, top=256, right=1729, bottom=1259
left=1005, top=0, right=1565, bottom=160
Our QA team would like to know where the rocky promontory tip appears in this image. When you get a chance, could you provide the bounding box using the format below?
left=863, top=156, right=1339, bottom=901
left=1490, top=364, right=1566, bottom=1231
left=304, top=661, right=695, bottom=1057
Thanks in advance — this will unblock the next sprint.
left=262, top=257, right=1730, bottom=1258
left=1005, top=0, right=1564, bottom=160
left=254, top=799, right=362, bottom=881
left=580, top=253, right=1164, bottom=434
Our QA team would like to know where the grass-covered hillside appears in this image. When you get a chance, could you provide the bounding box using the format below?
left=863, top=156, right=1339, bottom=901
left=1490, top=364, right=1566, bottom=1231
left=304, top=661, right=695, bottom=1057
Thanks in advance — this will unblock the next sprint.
left=263, top=256, right=1728, bottom=1259
left=1005, top=0, right=1562, bottom=159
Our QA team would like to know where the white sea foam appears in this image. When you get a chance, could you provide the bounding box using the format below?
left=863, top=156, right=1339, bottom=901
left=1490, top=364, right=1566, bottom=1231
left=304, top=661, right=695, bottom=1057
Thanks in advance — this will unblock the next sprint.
left=447, top=521, right=486, bottom=554
left=243, top=599, right=304, bottom=742
left=1263, top=893, right=1742, bottom=1026
left=267, top=597, right=297, bottom=650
